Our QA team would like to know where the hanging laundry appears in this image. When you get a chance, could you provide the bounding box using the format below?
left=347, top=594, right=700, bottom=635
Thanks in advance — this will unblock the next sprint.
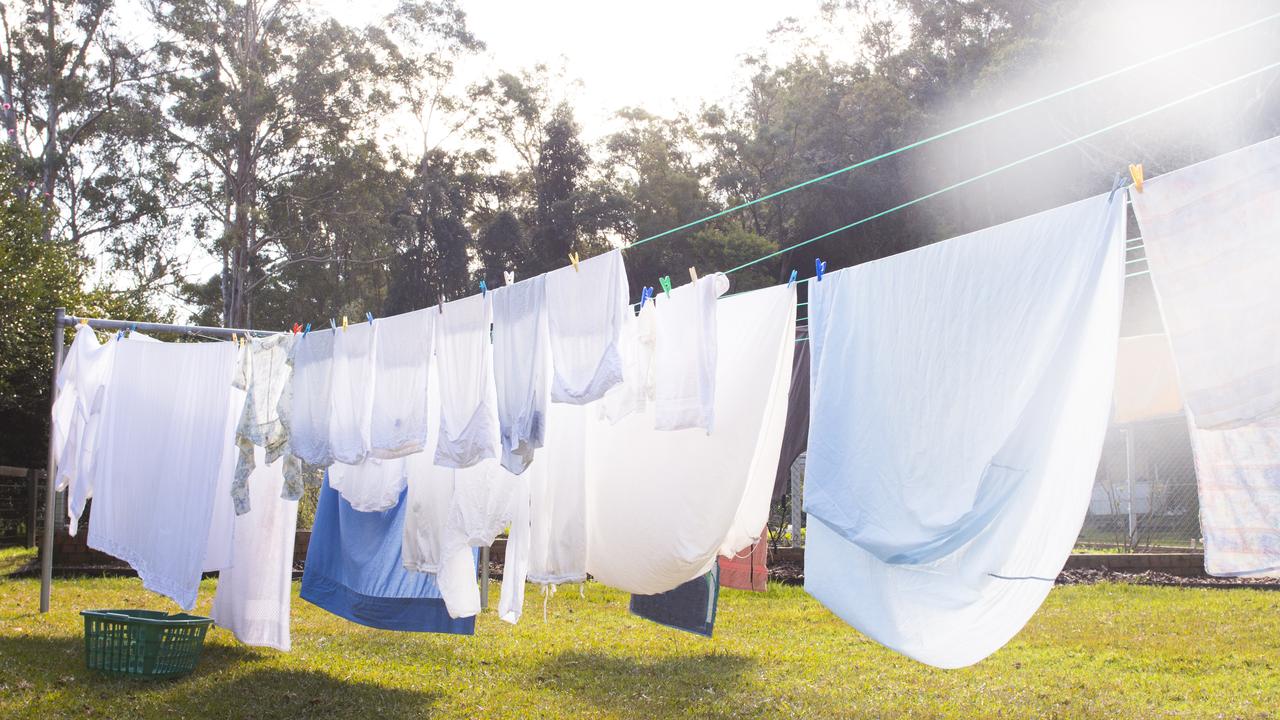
left=1112, top=334, right=1183, bottom=424
left=718, top=531, right=768, bottom=592
left=88, top=338, right=241, bottom=609
left=328, top=321, right=377, bottom=465
left=630, top=565, right=720, bottom=637
left=491, top=275, right=550, bottom=473
left=434, top=293, right=499, bottom=469
left=584, top=283, right=795, bottom=595
left=211, top=448, right=299, bottom=651
left=599, top=301, right=656, bottom=423
left=525, top=400, right=589, bottom=587
left=771, top=340, right=810, bottom=503
left=301, top=474, right=475, bottom=634
left=328, top=456, right=407, bottom=513
left=204, top=377, right=248, bottom=574
left=230, top=333, right=295, bottom=515
left=283, top=329, right=335, bottom=470
left=804, top=192, right=1125, bottom=668
left=653, top=273, right=730, bottom=432
left=51, top=329, right=113, bottom=535
left=370, top=309, right=434, bottom=460
left=545, top=249, right=631, bottom=405
left=1130, top=136, right=1280, bottom=577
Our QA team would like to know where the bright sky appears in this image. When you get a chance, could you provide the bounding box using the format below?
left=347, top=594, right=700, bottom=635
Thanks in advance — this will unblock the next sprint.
left=324, top=0, right=848, bottom=143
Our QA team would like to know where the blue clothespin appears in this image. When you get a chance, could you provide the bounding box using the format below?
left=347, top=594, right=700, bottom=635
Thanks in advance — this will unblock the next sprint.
left=365, top=311, right=374, bottom=325
left=814, top=258, right=827, bottom=282
left=329, top=318, right=337, bottom=330
left=658, top=276, right=672, bottom=299
left=639, top=286, right=653, bottom=309
left=129, top=323, right=137, bottom=335
left=479, top=279, right=488, bottom=297
left=787, top=269, right=798, bottom=287
left=303, top=322, right=311, bottom=337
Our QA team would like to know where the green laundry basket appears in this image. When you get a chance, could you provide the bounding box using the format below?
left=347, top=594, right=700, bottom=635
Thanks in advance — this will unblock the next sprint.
left=81, top=609, right=213, bottom=679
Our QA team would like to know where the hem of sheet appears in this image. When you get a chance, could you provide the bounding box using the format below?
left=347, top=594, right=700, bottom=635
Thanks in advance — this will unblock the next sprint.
left=369, top=441, right=425, bottom=461
left=299, top=573, right=476, bottom=634
left=527, top=573, right=587, bottom=586
left=88, top=534, right=198, bottom=610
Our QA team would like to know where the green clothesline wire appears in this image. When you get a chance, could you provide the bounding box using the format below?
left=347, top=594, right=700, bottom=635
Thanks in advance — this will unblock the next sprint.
left=622, top=10, right=1280, bottom=251
left=724, top=58, right=1280, bottom=277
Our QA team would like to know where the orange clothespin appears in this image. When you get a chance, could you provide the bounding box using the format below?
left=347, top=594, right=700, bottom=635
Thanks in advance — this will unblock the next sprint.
left=78, top=318, right=88, bottom=326
left=1129, top=163, right=1144, bottom=193
left=569, top=252, right=580, bottom=272
left=688, top=266, right=698, bottom=283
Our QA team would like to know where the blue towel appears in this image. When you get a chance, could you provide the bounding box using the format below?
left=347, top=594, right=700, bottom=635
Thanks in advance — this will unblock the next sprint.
left=629, top=564, right=720, bottom=637
left=301, top=474, right=475, bottom=634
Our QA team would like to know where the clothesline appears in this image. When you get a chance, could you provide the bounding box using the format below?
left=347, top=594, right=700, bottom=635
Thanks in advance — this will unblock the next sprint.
left=620, top=9, right=1280, bottom=250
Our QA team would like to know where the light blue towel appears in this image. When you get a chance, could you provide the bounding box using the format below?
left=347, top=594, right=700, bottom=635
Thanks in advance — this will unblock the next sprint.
left=301, top=473, right=475, bottom=634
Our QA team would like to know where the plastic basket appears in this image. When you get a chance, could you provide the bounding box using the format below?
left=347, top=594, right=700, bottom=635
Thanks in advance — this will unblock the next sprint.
left=81, top=609, right=213, bottom=679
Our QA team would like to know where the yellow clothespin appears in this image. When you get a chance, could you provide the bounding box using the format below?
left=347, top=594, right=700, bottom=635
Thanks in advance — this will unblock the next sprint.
left=1129, top=163, right=1144, bottom=193
left=231, top=332, right=239, bottom=347
left=341, top=316, right=349, bottom=331
left=688, top=266, right=698, bottom=283
left=569, top=252, right=580, bottom=272
left=78, top=318, right=88, bottom=326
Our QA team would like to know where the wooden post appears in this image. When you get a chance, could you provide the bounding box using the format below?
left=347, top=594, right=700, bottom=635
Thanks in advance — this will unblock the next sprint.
left=480, top=546, right=490, bottom=610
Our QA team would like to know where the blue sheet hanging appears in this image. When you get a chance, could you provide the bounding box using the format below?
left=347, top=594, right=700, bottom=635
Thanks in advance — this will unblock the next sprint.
left=301, top=473, right=475, bottom=634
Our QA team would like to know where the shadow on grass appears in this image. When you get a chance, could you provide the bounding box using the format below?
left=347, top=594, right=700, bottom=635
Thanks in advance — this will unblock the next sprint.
left=536, top=649, right=756, bottom=717
left=0, top=634, right=441, bottom=719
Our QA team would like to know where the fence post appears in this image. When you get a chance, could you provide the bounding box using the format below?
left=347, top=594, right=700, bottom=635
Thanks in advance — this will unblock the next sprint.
left=40, top=307, right=66, bottom=614
left=1125, top=425, right=1137, bottom=548
left=26, top=469, right=37, bottom=548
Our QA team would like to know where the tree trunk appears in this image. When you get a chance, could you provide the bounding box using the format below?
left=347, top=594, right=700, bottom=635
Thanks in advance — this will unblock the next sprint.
left=41, top=0, right=57, bottom=239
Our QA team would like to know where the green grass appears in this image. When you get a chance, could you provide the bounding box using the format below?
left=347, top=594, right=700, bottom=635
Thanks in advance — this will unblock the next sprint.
left=1, top=552, right=1278, bottom=718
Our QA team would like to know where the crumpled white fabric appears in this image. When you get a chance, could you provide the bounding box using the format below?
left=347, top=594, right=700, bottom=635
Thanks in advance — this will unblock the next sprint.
left=1130, top=136, right=1280, bottom=577
left=370, top=309, right=434, bottom=460
left=329, top=456, right=407, bottom=513
left=51, top=329, right=115, bottom=535
left=88, top=338, right=241, bottom=609
left=584, top=283, right=795, bottom=595
left=653, top=273, right=730, bottom=432
left=804, top=191, right=1125, bottom=668
left=231, top=333, right=296, bottom=515
left=329, top=322, right=377, bottom=465
left=491, top=276, right=550, bottom=473
left=283, top=329, right=335, bottom=469
left=545, top=249, right=631, bottom=405
left=600, top=301, right=657, bottom=424
left=211, top=448, right=299, bottom=651
left=434, top=293, right=498, bottom=469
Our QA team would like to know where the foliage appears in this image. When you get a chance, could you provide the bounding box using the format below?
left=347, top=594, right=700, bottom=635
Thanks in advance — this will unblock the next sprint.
left=1, top=573, right=1278, bottom=718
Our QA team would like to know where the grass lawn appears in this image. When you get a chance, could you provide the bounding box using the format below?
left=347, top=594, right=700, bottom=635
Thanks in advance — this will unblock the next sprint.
left=1, top=547, right=1278, bottom=719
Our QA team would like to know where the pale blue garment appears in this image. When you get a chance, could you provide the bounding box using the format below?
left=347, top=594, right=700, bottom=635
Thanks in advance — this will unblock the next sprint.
left=301, top=473, right=475, bottom=634
left=805, top=192, right=1125, bottom=668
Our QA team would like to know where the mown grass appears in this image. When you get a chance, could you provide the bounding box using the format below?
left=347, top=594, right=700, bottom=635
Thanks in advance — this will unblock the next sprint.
left=1, top=546, right=1277, bottom=719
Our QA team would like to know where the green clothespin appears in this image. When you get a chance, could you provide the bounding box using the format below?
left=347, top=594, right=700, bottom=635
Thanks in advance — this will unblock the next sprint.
left=659, top=275, right=672, bottom=299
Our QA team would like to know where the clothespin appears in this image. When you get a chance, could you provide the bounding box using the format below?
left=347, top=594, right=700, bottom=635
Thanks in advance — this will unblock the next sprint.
left=438, top=293, right=445, bottom=314
left=479, top=279, right=488, bottom=297
left=291, top=323, right=301, bottom=334
left=365, top=311, right=374, bottom=325
left=1129, top=163, right=1144, bottom=193
left=231, top=332, right=238, bottom=345
left=341, top=316, right=349, bottom=331
left=503, top=271, right=515, bottom=286
left=329, top=318, right=337, bottom=330
left=79, top=317, right=88, bottom=326
left=303, top=323, right=311, bottom=337
left=569, top=252, right=580, bottom=272
left=688, top=267, right=698, bottom=283
left=658, top=275, right=672, bottom=298
left=814, top=258, right=827, bottom=282
left=787, top=269, right=798, bottom=287
left=639, top=286, right=654, bottom=310
left=129, top=323, right=137, bottom=336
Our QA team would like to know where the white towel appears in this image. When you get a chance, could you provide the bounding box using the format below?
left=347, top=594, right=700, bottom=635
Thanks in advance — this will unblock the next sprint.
left=284, top=329, right=335, bottom=468
left=211, top=449, right=299, bottom=651
left=804, top=192, right=1125, bottom=668
left=370, top=309, right=434, bottom=459
left=653, top=273, right=730, bottom=432
left=328, top=322, right=377, bottom=465
left=545, top=249, right=631, bottom=405
left=491, top=276, right=550, bottom=473
left=1130, top=136, right=1280, bottom=577
left=434, top=293, right=498, bottom=469
left=88, top=338, right=241, bottom=609
left=584, top=283, right=796, bottom=595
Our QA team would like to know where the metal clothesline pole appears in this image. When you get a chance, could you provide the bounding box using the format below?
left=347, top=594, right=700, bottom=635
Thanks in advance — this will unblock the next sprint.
left=39, top=311, right=283, bottom=613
